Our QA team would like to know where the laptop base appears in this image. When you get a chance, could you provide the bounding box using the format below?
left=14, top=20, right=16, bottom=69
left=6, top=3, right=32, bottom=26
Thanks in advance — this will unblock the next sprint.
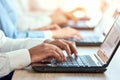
left=32, top=66, right=106, bottom=73
left=67, top=20, right=95, bottom=30
left=67, top=38, right=102, bottom=46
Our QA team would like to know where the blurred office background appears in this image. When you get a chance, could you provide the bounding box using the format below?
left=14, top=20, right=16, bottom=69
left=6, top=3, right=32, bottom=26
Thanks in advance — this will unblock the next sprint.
left=12, top=0, right=119, bottom=31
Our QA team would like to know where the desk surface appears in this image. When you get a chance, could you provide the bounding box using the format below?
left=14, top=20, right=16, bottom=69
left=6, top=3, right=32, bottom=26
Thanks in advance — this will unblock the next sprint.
left=12, top=46, right=120, bottom=80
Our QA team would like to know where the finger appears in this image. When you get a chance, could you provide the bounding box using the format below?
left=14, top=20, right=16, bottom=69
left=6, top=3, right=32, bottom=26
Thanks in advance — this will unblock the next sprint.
left=63, top=40, right=78, bottom=57
left=73, top=35, right=83, bottom=40
left=76, top=33, right=83, bottom=39
left=53, top=24, right=61, bottom=29
left=73, top=30, right=83, bottom=38
left=46, top=39, right=72, bottom=57
left=55, top=47, right=66, bottom=61
left=60, top=41, right=72, bottom=57
left=49, top=45, right=66, bottom=62
left=40, top=57, right=53, bottom=63
left=44, top=39, right=52, bottom=43
left=50, top=50, right=62, bottom=62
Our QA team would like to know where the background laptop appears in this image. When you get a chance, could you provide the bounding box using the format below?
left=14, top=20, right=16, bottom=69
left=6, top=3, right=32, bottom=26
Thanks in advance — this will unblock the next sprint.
left=32, top=15, right=120, bottom=73
left=68, top=5, right=119, bottom=46
left=66, top=0, right=114, bottom=30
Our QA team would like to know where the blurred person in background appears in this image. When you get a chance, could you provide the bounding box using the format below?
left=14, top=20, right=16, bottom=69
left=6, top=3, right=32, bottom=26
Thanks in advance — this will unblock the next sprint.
left=0, top=0, right=82, bottom=39
left=12, top=0, right=79, bottom=30
left=28, top=0, right=103, bottom=27
left=12, top=0, right=67, bottom=30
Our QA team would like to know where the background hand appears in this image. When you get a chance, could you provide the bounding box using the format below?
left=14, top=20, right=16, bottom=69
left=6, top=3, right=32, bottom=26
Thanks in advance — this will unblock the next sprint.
left=52, top=27, right=82, bottom=39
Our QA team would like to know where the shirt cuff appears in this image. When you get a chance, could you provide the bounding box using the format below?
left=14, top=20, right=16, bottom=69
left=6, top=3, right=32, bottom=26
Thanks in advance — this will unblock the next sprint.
left=6, top=49, right=31, bottom=70
left=44, top=30, right=53, bottom=39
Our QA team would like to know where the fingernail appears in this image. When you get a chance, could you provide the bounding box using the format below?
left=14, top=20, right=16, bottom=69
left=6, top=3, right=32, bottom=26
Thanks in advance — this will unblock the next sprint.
left=76, top=52, right=78, bottom=57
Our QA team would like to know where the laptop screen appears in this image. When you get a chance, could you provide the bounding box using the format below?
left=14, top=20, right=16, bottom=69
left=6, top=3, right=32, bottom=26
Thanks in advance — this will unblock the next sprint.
left=94, top=2, right=118, bottom=35
left=103, top=9, right=120, bottom=35
left=97, top=16, right=120, bottom=64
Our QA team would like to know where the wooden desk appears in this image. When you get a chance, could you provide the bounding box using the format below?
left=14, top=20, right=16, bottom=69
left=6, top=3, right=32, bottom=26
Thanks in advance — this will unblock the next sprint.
left=12, top=46, right=120, bottom=80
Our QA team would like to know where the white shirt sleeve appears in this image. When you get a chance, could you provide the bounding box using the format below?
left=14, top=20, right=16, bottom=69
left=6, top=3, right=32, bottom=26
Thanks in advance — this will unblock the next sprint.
left=13, top=0, right=52, bottom=31
left=0, top=30, right=46, bottom=78
left=0, top=33, right=46, bottom=52
left=0, top=49, right=30, bottom=78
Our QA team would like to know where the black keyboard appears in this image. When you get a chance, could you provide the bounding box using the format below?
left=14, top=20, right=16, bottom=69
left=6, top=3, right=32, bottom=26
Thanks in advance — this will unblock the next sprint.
left=68, top=36, right=102, bottom=46
left=53, top=55, right=97, bottom=67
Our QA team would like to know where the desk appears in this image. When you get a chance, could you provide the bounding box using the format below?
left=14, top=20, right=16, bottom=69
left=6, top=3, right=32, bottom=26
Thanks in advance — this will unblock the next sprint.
left=12, top=46, right=120, bottom=80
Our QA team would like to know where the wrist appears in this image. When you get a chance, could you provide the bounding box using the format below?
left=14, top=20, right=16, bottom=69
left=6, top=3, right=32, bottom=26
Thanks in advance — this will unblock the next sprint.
left=29, top=48, right=35, bottom=63
left=44, top=30, right=53, bottom=39
left=51, top=30, right=59, bottom=39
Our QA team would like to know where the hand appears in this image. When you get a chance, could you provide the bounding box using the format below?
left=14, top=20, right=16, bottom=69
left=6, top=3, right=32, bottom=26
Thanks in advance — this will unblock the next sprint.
left=52, top=27, right=82, bottom=39
left=51, top=9, right=68, bottom=27
left=63, top=7, right=87, bottom=23
left=33, top=24, right=61, bottom=31
left=44, top=39, right=78, bottom=57
left=64, top=12, right=79, bottom=23
left=29, top=39, right=78, bottom=63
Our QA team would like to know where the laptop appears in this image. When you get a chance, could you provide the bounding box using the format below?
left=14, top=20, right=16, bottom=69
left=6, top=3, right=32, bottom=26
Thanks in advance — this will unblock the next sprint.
left=68, top=6, right=119, bottom=46
left=66, top=0, right=113, bottom=30
left=32, top=15, right=120, bottom=73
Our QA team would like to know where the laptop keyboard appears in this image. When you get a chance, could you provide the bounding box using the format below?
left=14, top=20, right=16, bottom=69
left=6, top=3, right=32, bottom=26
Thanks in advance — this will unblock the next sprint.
left=80, top=36, right=101, bottom=42
left=72, top=36, right=101, bottom=43
left=52, top=55, right=97, bottom=67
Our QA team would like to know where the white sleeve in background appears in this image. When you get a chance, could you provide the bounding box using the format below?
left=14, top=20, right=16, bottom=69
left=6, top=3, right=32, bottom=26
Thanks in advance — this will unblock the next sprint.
left=17, top=15, right=52, bottom=31
left=13, top=0, right=52, bottom=31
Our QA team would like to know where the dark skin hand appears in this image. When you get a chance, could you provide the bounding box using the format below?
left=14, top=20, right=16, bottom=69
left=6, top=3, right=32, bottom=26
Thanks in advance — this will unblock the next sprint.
left=44, top=39, right=78, bottom=57
left=29, top=39, right=78, bottom=64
